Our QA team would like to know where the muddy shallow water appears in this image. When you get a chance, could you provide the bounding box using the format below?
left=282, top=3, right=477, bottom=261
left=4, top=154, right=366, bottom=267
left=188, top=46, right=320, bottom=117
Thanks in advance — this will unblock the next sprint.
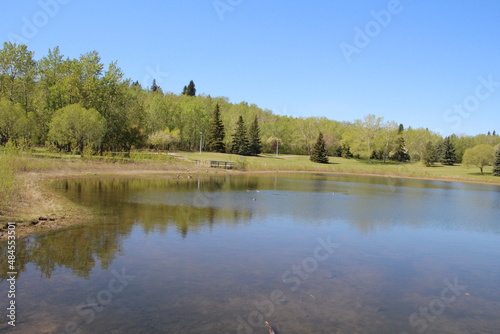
left=1, top=173, right=500, bottom=333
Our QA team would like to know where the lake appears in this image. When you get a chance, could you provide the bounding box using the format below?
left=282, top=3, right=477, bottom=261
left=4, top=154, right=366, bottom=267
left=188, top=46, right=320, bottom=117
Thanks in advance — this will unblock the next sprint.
left=1, top=173, right=500, bottom=333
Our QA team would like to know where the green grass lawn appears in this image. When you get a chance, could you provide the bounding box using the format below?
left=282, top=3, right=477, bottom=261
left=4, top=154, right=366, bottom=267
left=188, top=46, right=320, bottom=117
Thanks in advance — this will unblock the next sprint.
left=2, top=147, right=499, bottom=185
left=180, top=151, right=500, bottom=184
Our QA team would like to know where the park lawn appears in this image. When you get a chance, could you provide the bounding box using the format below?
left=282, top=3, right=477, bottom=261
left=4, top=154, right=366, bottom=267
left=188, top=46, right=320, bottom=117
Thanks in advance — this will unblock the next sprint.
left=179, top=151, right=500, bottom=184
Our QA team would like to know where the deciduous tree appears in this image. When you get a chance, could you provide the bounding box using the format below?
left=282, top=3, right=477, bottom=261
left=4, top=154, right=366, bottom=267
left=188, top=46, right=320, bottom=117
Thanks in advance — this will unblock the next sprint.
left=462, top=144, right=495, bottom=175
left=48, top=104, right=106, bottom=153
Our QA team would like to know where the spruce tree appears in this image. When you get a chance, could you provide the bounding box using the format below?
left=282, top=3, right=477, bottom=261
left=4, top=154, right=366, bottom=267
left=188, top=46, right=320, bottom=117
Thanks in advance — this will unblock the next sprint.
left=392, top=136, right=410, bottom=162
left=493, top=145, right=500, bottom=176
left=186, top=80, right=196, bottom=96
left=248, top=115, right=262, bottom=155
left=231, top=116, right=250, bottom=155
left=182, top=85, right=187, bottom=95
left=207, top=104, right=225, bottom=153
left=439, top=136, right=456, bottom=166
left=310, top=132, right=329, bottom=163
left=341, top=143, right=353, bottom=158
left=151, top=79, right=160, bottom=92
left=422, top=141, right=437, bottom=167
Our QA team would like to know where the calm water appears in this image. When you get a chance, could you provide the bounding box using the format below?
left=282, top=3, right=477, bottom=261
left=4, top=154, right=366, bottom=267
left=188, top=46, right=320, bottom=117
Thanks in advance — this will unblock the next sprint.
left=1, top=173, right=500, bottom=334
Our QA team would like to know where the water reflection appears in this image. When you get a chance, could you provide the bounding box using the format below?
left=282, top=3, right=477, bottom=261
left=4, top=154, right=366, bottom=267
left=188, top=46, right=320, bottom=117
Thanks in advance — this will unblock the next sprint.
left=2, top=174, right=500, bottom=281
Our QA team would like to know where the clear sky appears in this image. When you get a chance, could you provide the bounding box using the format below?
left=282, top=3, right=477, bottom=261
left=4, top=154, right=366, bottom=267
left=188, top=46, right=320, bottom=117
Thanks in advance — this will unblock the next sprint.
left=2, top=0, right=500, bottom=136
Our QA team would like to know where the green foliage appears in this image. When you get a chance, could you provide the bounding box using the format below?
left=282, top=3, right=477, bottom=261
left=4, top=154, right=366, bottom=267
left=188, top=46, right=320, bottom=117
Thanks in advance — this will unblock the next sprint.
left=493, top=146, right=500, bottom=176
left=207, top=103, right=226, bottom=153
left=392, top=136, right=410, bottom=162
left=342, top=114, right=382, bottom=159
left=310, top=132, right=329, bottom=163
left=340, top=143, right=353, bottom=158
left=422, top=141, right=437, bottom=167
left=248, top=115, right=262, bottom=155
left=0, top=99, right=31, bottom=145
left=182, top=80, right=196, bottom=96
left=462, top=144, right=495, bottom=175
left=439, top=136, right=456, bottom=166
left=2, top=43, right=500, bottom=163
left=231, top=116, right=250, bottom=155
left=147, top=128, right=180, bottom=151
left=150, top=79, right=161, bottom=93
left=48, top=104, right=106, bottom=153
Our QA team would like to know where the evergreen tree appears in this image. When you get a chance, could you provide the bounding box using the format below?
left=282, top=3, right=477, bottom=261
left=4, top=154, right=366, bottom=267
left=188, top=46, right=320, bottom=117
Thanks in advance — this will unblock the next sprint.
left=185, top=80, right=196, bottom=96
left=151, top=79, right=160, bottom=92
left=340, top=143, right=353, bottom=158
left=398, top=123, right=404, bottom=135
left=310, top=132, right=329, bottom=163
left=392, top=136, right=410, bottom=162
left=493, top=145, right=500, bottom=177
left=422, top=141, right=437, bottom=167
left=207, top=103, right=225, bottom=153
left=231, top=116, right=250, bottom=155
left=248, top=115, right=262, bottom=155
left=182, top=85, right=187, bottom=95
left=439, top=136, right=456, bottom=166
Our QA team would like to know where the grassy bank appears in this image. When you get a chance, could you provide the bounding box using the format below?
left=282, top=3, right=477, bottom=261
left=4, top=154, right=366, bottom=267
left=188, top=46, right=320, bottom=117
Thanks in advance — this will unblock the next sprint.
left=0, top=148, right=199, bottom=237
left=181, top=151, right=500, bottom=184
left=1, top=148, right=499, bottom=238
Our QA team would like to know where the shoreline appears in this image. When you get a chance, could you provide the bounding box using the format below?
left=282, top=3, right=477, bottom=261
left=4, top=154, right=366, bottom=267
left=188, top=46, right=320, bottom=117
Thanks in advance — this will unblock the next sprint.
left=1, top=162, right=499, bottom=239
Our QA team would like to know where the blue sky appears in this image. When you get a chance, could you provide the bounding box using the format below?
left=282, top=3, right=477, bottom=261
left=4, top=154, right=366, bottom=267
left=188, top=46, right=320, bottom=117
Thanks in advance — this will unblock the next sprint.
left=2, top=0, right=500, bottom=136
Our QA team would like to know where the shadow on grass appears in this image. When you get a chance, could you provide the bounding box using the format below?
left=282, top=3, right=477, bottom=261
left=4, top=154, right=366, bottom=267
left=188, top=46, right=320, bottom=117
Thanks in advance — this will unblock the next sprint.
left=467, top=172, right=493, bottom=176
left=356, top=159, right=406, bottom=166
left=255, top=154, right=285, bottom=160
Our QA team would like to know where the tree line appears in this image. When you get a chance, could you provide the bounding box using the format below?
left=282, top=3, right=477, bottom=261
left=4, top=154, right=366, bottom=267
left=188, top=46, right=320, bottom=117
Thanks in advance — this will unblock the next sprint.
left=0, top=42, right=499, bottom=171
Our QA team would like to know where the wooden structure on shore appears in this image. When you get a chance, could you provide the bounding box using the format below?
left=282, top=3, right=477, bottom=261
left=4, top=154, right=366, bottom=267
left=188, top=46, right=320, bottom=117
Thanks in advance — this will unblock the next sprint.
left=210, top=161, right=235, bottom=169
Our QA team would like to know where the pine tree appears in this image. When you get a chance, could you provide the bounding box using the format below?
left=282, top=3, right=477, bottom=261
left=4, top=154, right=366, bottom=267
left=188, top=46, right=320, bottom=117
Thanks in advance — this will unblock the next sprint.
left=439, top=136, right=456, bottom=166
left=493, top=145, right=500, bottom=176
left=231, top=116, right=250, bottom=155
left=182, top=85, right=187, bottom=95
left=341, top=143, right=353, bottom=158
left=392, top=136, right=410, bottom=162
left=310, top=132, right=329, bottom=163
left=422, top=141, right=437, bottom=167
left=207, top=103, right=225, bottom=153
left=248, top=115, right=262, bottom=155
left=186, top=80, right=196, bottom=96
left=151, top=79, right=160, bottom=92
